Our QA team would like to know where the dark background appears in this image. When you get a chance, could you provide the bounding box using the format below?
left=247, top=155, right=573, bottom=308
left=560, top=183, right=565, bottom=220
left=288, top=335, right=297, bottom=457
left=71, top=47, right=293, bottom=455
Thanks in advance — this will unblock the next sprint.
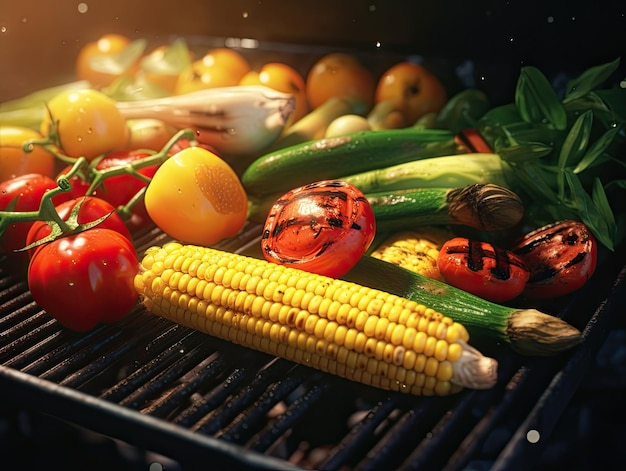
left=1, top=0, right=625, bottom=103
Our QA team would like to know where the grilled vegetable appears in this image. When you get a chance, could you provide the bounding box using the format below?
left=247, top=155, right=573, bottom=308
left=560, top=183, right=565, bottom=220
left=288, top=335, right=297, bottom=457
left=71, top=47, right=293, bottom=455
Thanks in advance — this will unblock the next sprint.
left=261, top=180, right=376, bottom=278
left=346, top=255, right=582, bottom=356
left=511, top=220, right=598, bottom=299
left=135, top=242, right=499, bottom=396
left=370, top=228, right=453, bottom=280
left=241, top=128, right=459, bottom=197
left=366, top=183, right=524, bottom=234
left=437, top=237, right=531, bottom=303
left=340, top=153, right=511, bottom=194
left=115, top=85, right=295, bottom=156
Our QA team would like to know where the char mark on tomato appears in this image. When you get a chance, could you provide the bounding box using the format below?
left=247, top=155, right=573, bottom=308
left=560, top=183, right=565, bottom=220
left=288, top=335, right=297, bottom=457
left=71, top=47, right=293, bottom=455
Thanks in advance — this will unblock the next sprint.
left=302, top=180, right=348, bottom=190
left=514, top=222, right=588, bottom=256
left=446, top=239, right=524, bottom=281
left=527, top=250, right=590, bottom=283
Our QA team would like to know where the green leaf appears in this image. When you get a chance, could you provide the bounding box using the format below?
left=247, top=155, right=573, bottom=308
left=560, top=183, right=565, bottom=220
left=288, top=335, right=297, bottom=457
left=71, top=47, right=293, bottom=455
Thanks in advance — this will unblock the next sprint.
left=515, top=66, right=567, bottom=130
left=595, top=89, right=626, bottom=123
left=564, top=171, right=615, bottom=250
left=480, top=103, right=522, bottom=125
left=558, top=110, right=593, bottom=169
left=591, top=177, right=616, bottom=230
left=574, top=125, right=620, bottom=173
left=515, top=162, right=560, bottom=204
left=563, top=58, right=621, bottom=104
left=497, top=141, right=554, bottom=163
left=605, top=179, right=626, bottom=191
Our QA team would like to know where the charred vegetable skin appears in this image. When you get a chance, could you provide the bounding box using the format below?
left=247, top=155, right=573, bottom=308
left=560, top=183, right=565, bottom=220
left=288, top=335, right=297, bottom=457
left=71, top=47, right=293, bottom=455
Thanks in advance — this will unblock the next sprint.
left=367, top=183, right=524, bottom=234
left=438, top=237, right=530, bottom=303
left=512, top=220, right=598, bottom=299
left=262, top=180, right=376, bottom=278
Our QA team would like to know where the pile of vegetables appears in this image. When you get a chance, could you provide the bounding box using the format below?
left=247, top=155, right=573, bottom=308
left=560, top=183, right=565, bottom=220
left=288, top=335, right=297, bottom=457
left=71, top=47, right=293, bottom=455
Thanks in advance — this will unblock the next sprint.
left=1, top=35, right=624, bottom=393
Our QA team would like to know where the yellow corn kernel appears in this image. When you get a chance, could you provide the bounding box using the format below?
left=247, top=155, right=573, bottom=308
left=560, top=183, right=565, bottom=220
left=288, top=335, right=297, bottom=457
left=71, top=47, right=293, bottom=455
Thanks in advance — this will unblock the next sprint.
left=136, top=243, right=498, bottom=397
left=369, top=228, right=453, bottom=280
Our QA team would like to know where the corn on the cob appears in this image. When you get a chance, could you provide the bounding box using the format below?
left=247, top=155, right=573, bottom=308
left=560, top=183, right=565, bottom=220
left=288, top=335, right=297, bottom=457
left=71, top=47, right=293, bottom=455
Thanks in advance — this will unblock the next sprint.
left=370, top=228, right=453, bottom=281
left=134, top=242, right=498, bottom=396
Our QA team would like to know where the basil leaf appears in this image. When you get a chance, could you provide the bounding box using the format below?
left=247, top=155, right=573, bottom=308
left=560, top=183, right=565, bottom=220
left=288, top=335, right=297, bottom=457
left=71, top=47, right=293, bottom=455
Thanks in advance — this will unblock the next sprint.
left=497, top=141, right=554, bottom=163
left=591, top=177, right=616, bottom=229
left=515, top=162, right=560, bottom=204
left=574, top=125, right=620, bottom=173
left=595, top=89, right=626, bottom=122
left=479, top=103, right=521, bottom=126
left=558, top=110, right=593, bottom=169
left=563, top=58, right=621, bottom=104
left=515, top=66, right=567, bottom=130
left=564, top=171, right=615, bottom=250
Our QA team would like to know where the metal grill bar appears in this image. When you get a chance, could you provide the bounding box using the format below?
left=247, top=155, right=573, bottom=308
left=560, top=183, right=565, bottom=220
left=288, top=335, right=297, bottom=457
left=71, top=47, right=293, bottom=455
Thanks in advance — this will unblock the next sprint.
left=0, top=230, right=624, bottom=470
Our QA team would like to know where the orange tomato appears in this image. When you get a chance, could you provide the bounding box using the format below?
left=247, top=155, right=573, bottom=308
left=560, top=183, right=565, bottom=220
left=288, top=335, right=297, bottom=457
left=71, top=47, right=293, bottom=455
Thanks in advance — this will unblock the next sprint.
left=140, top=41, right=194, bottom=94
left=0, top=127, right=55, bottom=181
left=305, top=53, right=375, bottom=111
left=240, top=62, right=309, bottom=122
left=174, top=48, right=250, bottom=95
left=75, top=34, right=142, bottom=88
left=375, top=62, right=448, bottom=125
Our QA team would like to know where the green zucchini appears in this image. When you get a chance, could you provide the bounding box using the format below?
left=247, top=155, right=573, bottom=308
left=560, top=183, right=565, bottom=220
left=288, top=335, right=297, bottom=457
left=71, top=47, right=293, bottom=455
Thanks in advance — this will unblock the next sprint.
left=241, top=127, right=459, bottom=196
left=339, top=152, right=512, bottom=194
left=367, top=184, right=524, bottom=233
left=345, top=255, right=582, bottom=356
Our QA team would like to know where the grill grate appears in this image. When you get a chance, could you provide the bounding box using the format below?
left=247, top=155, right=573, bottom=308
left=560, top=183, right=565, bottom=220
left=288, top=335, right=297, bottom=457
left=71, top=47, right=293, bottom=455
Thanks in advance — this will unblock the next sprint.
left=1, top=223, right=625, bottom=470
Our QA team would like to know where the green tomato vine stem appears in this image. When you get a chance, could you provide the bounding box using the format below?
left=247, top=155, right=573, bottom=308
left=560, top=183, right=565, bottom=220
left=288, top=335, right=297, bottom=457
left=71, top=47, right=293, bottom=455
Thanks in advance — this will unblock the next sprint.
left=2, top=128, right=197, bottom=246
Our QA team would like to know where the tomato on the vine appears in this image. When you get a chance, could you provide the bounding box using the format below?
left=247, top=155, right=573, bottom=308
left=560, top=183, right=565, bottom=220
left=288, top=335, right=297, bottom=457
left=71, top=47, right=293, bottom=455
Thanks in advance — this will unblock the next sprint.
left=58, top=149, right=159, bottom=230
left=511, top=220, right=598, bottom=299
left=40, top=89, right=128, bottom=160
left=0, top=126, right=56, bottom=181
left=437, top=237, right=530, bottom=303
left=144, top=147, right=248, bottom=246
left=0, top=173, right=70, bottom=256
left=261, top=180, right=376, bottom=278
left=27, top=228, right=139, bottom=332
left=25, top=196, right=133, bottom=257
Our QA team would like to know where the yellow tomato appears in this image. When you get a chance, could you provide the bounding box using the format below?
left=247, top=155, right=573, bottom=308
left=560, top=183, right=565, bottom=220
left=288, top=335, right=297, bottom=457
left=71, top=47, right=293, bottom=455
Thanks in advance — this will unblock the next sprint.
left=40, top=89, right=128, bottom=160
left=305, top=53, right=375, bottom=111
left=144, top=147, right=248, bottom=245
left=0, top=126, right=55, bottom=181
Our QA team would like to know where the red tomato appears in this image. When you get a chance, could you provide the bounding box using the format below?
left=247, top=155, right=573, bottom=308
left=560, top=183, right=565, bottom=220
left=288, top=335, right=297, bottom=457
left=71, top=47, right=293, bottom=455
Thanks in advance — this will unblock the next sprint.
left=25, top=196, right=133, bottom=257
left=0, top=174, right=70, bottom=256
left=27, top=228, right=139, bottom=332
left=58, top=149, right=159, bottom=230
left=261, top=180, right=376, bottom=278
left=511, top=220, right=598, bottom=299
left=438, top=237, right=530, bottom=302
